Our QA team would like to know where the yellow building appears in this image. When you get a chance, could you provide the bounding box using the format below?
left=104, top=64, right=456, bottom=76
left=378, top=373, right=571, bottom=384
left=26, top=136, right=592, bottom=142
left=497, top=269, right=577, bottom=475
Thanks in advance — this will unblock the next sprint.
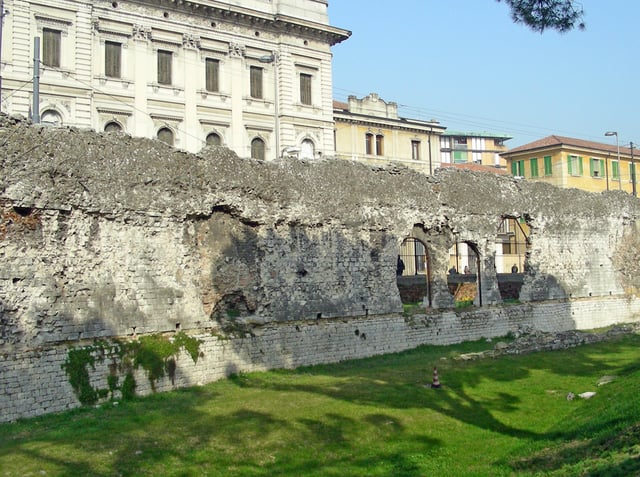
left=333, top=94, right=445, bottom=174
left=439, top=131, right=512, bottom=169
left=502, top=135, right=638, bottom=195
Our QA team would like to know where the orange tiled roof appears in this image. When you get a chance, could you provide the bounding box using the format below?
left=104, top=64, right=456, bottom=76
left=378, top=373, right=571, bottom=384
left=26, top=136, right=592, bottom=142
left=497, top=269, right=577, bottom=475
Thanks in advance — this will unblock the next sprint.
left=505, top=135, right=633, bottom=156
left=333, top=100, right=349, bottom=111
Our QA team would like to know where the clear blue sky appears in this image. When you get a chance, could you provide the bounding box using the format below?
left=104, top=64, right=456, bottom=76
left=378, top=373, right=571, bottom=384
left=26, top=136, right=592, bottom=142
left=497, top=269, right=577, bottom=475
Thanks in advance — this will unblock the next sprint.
left=327, top=1, right=639, bottom=149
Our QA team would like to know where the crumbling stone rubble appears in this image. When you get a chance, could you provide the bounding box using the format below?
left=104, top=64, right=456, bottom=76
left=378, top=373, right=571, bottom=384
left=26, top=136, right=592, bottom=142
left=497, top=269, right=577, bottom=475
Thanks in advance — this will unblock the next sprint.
left=457, top=323, right=640, bottom=361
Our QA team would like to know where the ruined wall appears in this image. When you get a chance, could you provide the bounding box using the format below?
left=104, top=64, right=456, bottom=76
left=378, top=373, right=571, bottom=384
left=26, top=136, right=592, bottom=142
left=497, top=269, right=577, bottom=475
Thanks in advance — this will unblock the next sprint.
left=1, top=114, right=640, bottom=422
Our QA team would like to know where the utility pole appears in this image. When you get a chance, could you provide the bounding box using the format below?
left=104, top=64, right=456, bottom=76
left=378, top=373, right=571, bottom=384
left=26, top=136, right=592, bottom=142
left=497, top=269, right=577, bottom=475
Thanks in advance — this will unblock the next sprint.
left=0, top=0, right=8, bottom=113
left=631, top=142, right=636, bottom=197
left=32, top=37, right=40, bottom=123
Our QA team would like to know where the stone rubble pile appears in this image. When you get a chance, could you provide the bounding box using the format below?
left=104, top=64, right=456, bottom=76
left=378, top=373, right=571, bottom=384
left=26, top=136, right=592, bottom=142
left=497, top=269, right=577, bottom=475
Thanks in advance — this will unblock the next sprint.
left=457, top=322, right=640, bottom=361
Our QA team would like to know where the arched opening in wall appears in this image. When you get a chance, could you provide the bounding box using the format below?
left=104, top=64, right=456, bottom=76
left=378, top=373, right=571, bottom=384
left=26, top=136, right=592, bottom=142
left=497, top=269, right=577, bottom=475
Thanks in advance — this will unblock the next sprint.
left=251, top=137, right=265, bottom=160
left=41, top=110, right=62, bottom=126
left=397, top=237, right=432, bottom=309
left=447, top=241, right=481, bottom=307
left=300, top=138, right=315, bottom=159
left=206, top=132, right=222, bottom=146
left=157, top=127, right=174, bottom=146
left=104, top=121, right=122, bottom=133
left=496, top=216, right=531, bottom=302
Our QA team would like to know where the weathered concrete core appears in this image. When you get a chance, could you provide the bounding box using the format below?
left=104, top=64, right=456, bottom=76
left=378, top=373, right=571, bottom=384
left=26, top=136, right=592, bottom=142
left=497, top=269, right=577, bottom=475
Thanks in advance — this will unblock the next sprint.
left=1, top=114, right=639, bottom=422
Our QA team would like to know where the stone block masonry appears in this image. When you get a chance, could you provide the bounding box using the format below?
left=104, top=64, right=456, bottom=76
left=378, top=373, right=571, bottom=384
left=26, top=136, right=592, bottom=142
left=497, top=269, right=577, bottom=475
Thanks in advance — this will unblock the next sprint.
left=1, top=114, right=640, bottom=421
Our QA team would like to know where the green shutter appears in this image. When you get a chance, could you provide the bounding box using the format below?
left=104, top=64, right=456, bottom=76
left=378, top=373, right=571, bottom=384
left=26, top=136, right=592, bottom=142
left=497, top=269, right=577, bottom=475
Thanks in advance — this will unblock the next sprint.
left=530, top=158, right=538, bottom=177
left=578, top=156, right=584, bottom=175
left=567, top=155, right=573, bottom=175
left=544, top=156, right=552, bottom=175
left=600, top=160, right=605, bottom=177
left=589, top=158, right=595, bottom=177
left=613, top=161, right=619, bottom=179
left=453, top=151, right=468, bottom=163
left=511, top=161, right=517, bottom=175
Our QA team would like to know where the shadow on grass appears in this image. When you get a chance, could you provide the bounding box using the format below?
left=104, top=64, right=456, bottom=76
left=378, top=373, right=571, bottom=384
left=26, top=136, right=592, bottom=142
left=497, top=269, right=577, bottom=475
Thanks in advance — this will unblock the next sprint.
left=0, top=384, right=442, bottom=477
left=1, top=336, right=639, bottom=476
left=238, top=335, right=640, bottom=445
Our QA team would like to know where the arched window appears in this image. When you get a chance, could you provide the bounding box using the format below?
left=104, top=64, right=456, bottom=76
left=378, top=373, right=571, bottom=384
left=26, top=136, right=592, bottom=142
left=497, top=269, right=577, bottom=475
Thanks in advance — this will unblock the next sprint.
left=157, top=127, right=174, bottom=146
left=104, top=121, right=122, bottom=133
left=300, top=139, right=315, bottom=159
left=40, top=110, right=62, bottom=126
left=206, top=132, right=222, bottom=146
left=251, top=137, right=265, bottom=160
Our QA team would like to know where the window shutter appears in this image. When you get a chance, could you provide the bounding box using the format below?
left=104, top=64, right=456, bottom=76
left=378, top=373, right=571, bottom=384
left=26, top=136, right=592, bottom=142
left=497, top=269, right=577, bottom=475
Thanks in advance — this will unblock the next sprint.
left=600, top=160, right=605, bottom=176
left=250, top=66, right=263, bottom=99
left=205, top=59, right=219, bottom=92
left=567, top=156, right=573, bottom=175
left=43, top=29, right=61, bottom=67
left=589, top=158, right=595, bottom=177
left=300, top=73, right=312, bottom=105
left=105, top=41, right=121, bottom=78
left=158, top=50, right=172, bottom=85
left=511, top=161, right=517, bottom=175
left=578, top=156, right=584, bottom=175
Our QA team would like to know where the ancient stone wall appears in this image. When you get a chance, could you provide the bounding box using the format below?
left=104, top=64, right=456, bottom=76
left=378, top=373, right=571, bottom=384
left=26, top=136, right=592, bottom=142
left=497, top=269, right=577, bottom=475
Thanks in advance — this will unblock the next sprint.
left=1, top=114, right=639, bottom=422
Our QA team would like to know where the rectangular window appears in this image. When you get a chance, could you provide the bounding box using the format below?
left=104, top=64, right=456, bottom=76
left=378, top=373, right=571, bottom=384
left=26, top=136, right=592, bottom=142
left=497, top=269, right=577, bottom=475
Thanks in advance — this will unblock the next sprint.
left=42, top=28, right=61, bottom=68
left=530, top=157, right=538, bottom=178
left=454, top=137, right=467, bottom=147
left=411, top=140, right=420, bottom=160
left=375, top=134, right=384, bottom=156
left=157, top=50, right=172, bottom=85
left=612, top=161, right=620, bottom=180
left=300, top=73, right=312, bottom=105
left=250, top=66, right=263, bottom=99
left=567, top=155, right=583, bottom=176
left=365, top=133, right=373, bottom=155
left=453, top=150, right=468, bottom=163
left=544, top=156, right=553, bottom=176
left=105, top=41, right=122, bottom=78
left=511, top=159, right=525, bottom=176
left=589, top=157, right=604, bottom=178
left=205, top=58, right=219, bottom=92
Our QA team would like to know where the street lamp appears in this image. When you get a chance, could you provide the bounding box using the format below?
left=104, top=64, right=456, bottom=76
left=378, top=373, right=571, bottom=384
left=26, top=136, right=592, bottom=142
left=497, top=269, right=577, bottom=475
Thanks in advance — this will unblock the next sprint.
left=605, top=131, right=621, bottom=190
left=259, top=52, right=279, bottom=160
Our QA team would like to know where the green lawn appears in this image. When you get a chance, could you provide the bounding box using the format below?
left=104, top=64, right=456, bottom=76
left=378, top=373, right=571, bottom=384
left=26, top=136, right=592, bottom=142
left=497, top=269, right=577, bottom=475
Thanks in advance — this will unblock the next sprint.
left=1, top=334, right=639, bottom=476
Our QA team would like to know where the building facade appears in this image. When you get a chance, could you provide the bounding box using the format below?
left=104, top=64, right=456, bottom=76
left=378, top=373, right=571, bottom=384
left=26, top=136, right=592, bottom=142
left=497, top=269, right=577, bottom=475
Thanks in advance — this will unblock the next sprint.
left=501, top=135, right=637, bottom=195
left=333, top=93, right=446, bottom=175
left=0, top=0, right=350, bottom=157
left=440, top=131, right=512, bottom=169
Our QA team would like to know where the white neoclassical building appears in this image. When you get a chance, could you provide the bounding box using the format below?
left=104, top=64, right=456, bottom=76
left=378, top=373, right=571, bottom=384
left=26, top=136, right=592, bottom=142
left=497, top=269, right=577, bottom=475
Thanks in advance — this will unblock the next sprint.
left=0, top=0, right=350, bottom=158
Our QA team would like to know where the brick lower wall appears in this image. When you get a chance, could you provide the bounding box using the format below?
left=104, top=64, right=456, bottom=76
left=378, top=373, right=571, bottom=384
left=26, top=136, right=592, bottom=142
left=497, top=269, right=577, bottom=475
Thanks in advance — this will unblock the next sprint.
left=2, top=297, right=638, bottom=423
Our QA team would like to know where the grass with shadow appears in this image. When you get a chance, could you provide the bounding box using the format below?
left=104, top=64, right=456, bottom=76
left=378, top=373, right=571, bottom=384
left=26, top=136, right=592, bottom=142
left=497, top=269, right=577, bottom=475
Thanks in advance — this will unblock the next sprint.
left=1, top=334, right=639, bottom=476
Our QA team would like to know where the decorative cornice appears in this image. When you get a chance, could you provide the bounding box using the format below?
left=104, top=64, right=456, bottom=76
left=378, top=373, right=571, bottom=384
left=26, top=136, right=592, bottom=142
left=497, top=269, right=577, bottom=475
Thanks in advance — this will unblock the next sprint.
left=133, top=0, right=350, bottom=46
left=334, top=114, right=445, bottom=135
left=97, top=107, right=133, bottom=117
